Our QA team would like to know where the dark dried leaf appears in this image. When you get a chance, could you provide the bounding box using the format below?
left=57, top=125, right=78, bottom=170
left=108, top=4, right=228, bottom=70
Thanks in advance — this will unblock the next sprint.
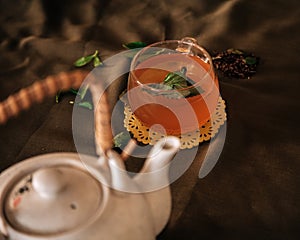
left=212, top=49, right=260, bottom=79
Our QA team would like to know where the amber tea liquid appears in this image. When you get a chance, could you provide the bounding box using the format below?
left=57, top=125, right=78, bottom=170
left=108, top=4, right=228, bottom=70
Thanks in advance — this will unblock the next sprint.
left=128, top=53, right=219, bottom=135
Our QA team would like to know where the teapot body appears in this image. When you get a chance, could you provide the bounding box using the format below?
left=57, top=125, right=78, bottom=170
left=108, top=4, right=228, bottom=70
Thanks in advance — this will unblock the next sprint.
left=0, top=153, right=157, bottom=240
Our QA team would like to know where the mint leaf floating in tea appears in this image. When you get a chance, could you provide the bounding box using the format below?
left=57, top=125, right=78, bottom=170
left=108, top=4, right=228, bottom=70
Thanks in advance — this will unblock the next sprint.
left=212, top=48, right=259, bottom=79
left=164, top=67, right=188, bottom=87
left=144, top=67, right=205, bottom=99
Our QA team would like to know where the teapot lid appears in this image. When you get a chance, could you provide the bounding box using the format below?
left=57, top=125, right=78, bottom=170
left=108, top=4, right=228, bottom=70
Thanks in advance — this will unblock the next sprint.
left=4, top=166, right=103, bottom=235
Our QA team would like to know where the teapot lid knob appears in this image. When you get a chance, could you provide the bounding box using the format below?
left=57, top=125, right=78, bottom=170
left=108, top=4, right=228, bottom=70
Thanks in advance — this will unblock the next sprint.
left=32, top=168, right=66, bottom=198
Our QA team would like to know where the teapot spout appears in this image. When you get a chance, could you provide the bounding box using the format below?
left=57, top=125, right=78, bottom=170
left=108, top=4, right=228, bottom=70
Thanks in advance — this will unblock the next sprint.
left=135, top=136, right=180, bottom=187
left=107, top=150, right=134, bottom=192
left=134, top=136, right=180, bottom=234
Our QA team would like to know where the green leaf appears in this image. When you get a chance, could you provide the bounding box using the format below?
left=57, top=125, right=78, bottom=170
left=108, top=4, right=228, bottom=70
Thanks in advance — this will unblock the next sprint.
left=55, top=91, right=61, bottom=103
left=78, top=84, right=89, bottom=100
left=163, top=67, right=188, bottom=88
left=188, top=85, right=205, bottom=97
left=164, top=74, right=186, bottom=87
left=122, top=41, right=147, bottom=49
left=77, top=101, right=93, bottom=110
left=74, top=50, right=100, bottom=67
left=113, top=132, right=131, bottom=148
left=92, top=50, right=99, bottom=57
left=245, top=56, right=257, bottom=65
left=69, top=88, right=79, bottom=95
left=73, top=55, right=94, bottom=67
left=93, top=56, right=102, bottom=67
left=144, top=66, right=205, bottom=98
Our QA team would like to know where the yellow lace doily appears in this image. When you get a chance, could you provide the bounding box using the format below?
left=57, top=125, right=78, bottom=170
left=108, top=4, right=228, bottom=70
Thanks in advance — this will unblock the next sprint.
left=123, top=97, right=227, bottom=149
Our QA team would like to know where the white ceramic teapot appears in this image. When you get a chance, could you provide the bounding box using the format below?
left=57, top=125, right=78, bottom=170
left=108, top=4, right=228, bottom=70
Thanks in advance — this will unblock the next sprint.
left=0, top=137, right=180, bottom=240
left=0, top=69, right=180, bottom=240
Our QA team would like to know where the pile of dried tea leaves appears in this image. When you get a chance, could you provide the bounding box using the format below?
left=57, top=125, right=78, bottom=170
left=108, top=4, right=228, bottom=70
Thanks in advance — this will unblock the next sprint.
left=212, top=49, right=260, bottom=79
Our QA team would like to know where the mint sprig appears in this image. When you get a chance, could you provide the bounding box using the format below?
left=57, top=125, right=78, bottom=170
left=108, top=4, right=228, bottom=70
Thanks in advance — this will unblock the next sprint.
left=73, top=50, right=102, bottom=67
left=56, top=50, right=103, bottom=109
left=144, top=67, right=205, bottom=99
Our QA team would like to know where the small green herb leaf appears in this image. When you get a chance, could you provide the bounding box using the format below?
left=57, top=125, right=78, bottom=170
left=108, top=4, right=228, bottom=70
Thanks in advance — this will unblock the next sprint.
left=77, top=101, right=93, bottom=110
left=69, top=88, right=79, bottom=95
left=78, top=85, right=89, bottom=100
left=74, top=55, right=94, bottom=67
left=74, top=50, right=101, bottom=67
left=55, top=91, right=61, bottom=103
left=122, top=41, right=147, bottom=49
left=245, top=56, right=257, bottom=65
left=93, top=56, right=102, bottom=67
left=92, top=50, right=99, bottom=57
left=113, top=131, right=131, bottom=148
left=57, top=50, right=100, bottom=103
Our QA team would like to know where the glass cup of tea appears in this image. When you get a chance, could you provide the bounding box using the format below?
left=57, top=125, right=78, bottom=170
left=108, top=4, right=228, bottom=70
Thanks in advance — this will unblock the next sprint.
left=127, top=37, right=219, bottom=135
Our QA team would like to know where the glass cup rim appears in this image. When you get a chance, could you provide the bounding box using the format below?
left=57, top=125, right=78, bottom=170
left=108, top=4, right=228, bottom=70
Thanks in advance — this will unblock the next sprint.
left=129, top=39, right=215, bottom=96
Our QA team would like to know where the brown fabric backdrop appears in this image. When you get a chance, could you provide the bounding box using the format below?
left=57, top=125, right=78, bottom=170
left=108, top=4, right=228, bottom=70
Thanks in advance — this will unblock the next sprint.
left=1, top=0, right=300, bottom=239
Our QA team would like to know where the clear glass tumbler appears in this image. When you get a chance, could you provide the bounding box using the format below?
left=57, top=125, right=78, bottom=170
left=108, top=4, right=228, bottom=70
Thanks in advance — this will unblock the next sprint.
left=127, top=37, right=219, bottom=135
